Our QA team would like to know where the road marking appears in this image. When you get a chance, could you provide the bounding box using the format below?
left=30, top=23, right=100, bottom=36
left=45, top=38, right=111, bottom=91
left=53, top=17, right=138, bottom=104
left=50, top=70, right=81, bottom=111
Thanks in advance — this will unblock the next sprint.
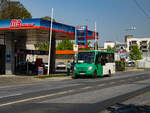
left=97, top=84, right=105, bottom=87
left=0, top=94, right=22, bottom=99
left=0, top=89, right=77, bottom=107
left=0, top=83, right=38, bottom=89
left=0, top=85, right=98, bottom=107
left=108, top=82, right=114, bottom=85
left=80, top=86, right=92, bottom=90
left=120, top=80, right=125, bottom=82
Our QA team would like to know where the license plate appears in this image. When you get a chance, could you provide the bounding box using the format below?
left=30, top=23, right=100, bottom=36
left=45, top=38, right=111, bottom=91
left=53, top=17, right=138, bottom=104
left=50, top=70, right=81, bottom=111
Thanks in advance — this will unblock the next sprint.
left=80, top=73, right=85, bottom=75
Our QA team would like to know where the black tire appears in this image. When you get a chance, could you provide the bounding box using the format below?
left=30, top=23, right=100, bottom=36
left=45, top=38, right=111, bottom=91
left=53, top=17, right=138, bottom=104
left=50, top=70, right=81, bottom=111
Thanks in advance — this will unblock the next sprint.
left=73, top=75, right=78, bottom=79
left=108, top=70, right=111, bottom=77
left=93, top=70, right=97, bottom=78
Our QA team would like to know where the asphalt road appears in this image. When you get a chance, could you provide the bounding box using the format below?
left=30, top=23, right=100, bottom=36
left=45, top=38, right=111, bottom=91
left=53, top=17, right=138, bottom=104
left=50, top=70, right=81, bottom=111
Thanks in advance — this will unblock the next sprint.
left=0, top=70, right=150, bottom=113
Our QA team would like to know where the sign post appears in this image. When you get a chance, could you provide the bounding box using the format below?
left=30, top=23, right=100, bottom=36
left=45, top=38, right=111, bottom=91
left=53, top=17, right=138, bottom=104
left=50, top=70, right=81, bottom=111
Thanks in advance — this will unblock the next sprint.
left=120, top=50, right=126, bottom=60
left=74, top=27, right=78, bottom=62
left=73, top=44, right=78, bottom=52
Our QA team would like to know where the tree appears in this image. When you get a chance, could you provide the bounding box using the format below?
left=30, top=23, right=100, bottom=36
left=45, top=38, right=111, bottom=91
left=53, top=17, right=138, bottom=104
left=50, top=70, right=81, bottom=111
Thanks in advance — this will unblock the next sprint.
left=0, top=0, right=8, bottom=11
left=107, top=46, right=115, bottom=52
left=0, top=0, right=32, bottom=20
left=41, top=16, right=55, bottom=22
left=34, top=41, right=49, bottom=51
left=79, top=41, right=92, bottom=50
left=94, top=41, right=98, bottom=50
left=35, top=40, right=92, bottom=51
left=129, top=44, right=142, bottom=60
left=56, top=40, right=73, bottom=50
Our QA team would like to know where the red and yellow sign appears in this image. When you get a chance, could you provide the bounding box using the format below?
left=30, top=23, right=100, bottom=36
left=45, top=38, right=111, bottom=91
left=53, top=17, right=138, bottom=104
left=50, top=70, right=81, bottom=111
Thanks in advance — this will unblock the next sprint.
left=10, top=19, right=35, bottom=27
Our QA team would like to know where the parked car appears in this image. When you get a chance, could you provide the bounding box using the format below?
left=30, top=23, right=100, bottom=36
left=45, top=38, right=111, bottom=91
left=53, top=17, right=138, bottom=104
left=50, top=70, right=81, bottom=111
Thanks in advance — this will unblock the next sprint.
left=126, top=61, right=136, bottom=67
left=44, top=63, right=48, bottom=69
left=56, top=62, right=66, bottom=70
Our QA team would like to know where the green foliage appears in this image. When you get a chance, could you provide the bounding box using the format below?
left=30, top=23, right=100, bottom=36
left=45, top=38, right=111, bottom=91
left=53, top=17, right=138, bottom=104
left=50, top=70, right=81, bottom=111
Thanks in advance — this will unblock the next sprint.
left=94, top=41, right=98, bottom=50
left=34, top=41, right=49, bottom=51
left=79, top=41, right=92, bottom=50
left=130, top=44, right=142, bottom=60
left=115, top=60, right=125, bottom=71
left=35, top=74, right=69, bottom=79
left=107, top=46, right=115, bottom=52
left=56, top=40, right=73, bottom=50
left=0, top=0, right=32, bottom=20
left=41, top=16, right=55, bottom=22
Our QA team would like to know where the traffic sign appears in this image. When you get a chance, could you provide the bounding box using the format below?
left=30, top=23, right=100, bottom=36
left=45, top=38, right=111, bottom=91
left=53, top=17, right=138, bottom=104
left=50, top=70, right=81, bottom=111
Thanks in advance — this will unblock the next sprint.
left=73, top=44, right=78, bottom=52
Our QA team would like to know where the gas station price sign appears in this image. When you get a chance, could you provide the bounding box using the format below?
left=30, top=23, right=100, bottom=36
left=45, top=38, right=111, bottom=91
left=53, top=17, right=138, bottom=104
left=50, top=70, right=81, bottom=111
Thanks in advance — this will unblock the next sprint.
left=76, top=26, right=87, bottom=48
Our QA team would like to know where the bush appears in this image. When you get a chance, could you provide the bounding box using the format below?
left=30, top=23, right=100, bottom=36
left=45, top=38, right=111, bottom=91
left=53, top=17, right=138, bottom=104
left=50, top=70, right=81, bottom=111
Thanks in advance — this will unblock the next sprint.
left=115, top=60, right=125, bottom=71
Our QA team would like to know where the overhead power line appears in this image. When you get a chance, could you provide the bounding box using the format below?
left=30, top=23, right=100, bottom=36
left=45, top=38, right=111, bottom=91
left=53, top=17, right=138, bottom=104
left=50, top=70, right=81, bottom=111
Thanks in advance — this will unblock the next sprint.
left=133, top=0, right=150, bottom=19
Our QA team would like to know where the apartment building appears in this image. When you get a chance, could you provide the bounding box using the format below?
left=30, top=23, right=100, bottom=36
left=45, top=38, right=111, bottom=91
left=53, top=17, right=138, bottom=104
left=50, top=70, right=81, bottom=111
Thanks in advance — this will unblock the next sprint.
left=125, top=36, right=150, bottom=52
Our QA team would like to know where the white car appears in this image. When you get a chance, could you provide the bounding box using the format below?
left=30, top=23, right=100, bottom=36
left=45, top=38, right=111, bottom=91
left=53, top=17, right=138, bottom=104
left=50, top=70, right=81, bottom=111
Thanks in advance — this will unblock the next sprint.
left=44, top=63, right=48, bottom=69
left=56, top=62, right=66, bottom=70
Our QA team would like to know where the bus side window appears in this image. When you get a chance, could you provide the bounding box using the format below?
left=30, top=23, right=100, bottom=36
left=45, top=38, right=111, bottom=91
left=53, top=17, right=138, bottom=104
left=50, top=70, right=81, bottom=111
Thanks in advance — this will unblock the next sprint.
left=95, top=54, right=101, bottom=64
left=95, top=55, right=99, bottom=64
left=101, top=56, right=105, bottom=66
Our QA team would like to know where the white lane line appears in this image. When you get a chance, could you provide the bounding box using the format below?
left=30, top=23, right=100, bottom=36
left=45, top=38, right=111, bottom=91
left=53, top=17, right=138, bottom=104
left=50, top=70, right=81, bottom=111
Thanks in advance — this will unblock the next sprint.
left=80, top=86, right=92, bottom=90
left=0, top=84, right=37, bottom=89
left=108, top=82, right=115, bottom=85
left=0, top=94, right=22, bottom=99
left=97, top=84, right=105, bottom=87
left=0, top=89, right=77, bottom=107
left=0, top=85, right=97, bottom=107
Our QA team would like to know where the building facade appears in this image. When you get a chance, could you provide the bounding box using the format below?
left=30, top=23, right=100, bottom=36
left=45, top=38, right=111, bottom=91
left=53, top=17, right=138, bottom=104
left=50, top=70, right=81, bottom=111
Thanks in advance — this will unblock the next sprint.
left=104, top=41, right=115, bottom=49
left=0, top=18, right=97, bottom=75
left=126, top=36, right=150, bottom=52
left=125, top=36, right=150, bottom=61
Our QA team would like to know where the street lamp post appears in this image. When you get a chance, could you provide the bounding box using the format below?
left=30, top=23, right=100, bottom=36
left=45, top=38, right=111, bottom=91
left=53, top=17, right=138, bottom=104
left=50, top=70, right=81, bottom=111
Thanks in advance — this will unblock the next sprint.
left=47, top=8, right=54, bottom=75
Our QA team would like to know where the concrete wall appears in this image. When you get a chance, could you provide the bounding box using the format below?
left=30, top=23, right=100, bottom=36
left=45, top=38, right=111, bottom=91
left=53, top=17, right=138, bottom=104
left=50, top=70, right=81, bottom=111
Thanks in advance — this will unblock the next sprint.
left=138, top=60, right=150, bottom=68
left=5, top=32, right=15, bottom=74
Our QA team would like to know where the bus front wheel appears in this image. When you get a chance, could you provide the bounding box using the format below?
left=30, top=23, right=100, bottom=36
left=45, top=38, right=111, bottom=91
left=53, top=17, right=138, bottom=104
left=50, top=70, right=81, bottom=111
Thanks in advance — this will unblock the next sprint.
left=92, top=71, right=97, bottom=78
left=73, top=75, right=78, bottom=79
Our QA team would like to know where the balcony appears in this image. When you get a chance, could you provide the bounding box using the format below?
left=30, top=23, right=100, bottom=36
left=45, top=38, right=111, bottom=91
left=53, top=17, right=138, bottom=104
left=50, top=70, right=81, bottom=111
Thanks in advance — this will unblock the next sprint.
left=140, top=42, right=148, bottom=46
left=140, top=46, right=148, bottom=52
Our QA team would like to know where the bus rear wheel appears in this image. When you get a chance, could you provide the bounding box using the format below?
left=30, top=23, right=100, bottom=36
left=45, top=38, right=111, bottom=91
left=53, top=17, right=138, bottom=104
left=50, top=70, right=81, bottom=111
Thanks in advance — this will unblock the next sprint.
left=92, top=71, right=97, bottom=78
left=108, top=70, right=111, bottom=77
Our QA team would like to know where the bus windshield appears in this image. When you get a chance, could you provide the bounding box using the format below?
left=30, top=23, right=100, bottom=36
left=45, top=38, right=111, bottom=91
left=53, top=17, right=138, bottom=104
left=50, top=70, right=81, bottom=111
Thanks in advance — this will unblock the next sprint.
left=78, top=52, right=95, bottom=63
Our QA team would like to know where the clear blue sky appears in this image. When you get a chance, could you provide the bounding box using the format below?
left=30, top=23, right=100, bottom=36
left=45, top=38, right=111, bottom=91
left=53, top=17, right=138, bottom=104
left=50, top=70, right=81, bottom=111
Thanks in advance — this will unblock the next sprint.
left=14, top=0, right=150, bottom=46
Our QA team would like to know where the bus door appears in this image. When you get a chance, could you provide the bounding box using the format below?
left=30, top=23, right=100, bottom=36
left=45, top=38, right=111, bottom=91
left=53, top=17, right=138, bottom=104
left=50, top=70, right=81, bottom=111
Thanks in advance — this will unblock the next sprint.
left=95, top=53, right=103, bottom=76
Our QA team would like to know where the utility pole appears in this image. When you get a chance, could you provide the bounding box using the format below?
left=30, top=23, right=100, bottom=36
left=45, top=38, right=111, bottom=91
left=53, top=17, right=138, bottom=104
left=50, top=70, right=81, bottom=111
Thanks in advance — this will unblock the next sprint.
left=75, top=26, right=77, bottom=62
left=95, top=22, right=97, bottom=50
left=47, top=8, right=53, bottom=75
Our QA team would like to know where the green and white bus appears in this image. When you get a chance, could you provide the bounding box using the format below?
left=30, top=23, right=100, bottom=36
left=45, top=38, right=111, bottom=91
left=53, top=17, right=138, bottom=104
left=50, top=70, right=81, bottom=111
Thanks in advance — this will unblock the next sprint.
left=74, top=50, right=115, bottom=78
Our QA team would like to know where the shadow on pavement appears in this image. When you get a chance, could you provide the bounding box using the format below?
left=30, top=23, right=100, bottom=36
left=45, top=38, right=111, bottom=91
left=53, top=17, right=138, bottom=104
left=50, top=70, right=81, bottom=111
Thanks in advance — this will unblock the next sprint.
left=107, top=103, right=150, bottom=113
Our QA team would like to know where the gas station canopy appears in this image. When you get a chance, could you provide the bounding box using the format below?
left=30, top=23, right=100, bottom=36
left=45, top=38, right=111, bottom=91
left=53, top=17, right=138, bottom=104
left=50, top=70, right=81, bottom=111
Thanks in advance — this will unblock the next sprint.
left=0, top=18, right=98, bottom=41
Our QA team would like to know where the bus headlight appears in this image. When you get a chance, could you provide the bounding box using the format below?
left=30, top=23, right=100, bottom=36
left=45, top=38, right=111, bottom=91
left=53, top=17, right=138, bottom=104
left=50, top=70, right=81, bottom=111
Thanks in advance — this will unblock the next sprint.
left=74, top=67, right=77, bottom=70
left=88, top=66, right=93, bottom=70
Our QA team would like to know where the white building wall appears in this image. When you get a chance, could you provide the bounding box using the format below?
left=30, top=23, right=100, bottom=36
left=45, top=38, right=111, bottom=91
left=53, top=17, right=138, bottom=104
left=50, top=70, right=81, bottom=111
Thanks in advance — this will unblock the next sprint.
left=104, top=42, right=115, bottom=49
left=126, top=38, right=150, bottom=52
left=126, top=37, right=150, bottom=61
left=26, top=44, right=35, bottom=50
